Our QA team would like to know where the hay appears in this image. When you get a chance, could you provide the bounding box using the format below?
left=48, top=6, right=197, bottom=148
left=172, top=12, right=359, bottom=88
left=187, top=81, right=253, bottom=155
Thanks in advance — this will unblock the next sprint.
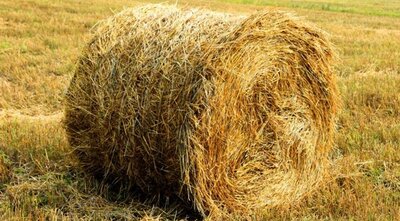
left=65, top=5, right=339, bottom=218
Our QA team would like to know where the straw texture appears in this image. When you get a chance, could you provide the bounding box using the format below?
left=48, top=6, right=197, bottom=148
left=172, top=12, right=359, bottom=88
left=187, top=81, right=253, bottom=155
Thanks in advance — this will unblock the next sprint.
left=65, top=5, right=338, bottom=218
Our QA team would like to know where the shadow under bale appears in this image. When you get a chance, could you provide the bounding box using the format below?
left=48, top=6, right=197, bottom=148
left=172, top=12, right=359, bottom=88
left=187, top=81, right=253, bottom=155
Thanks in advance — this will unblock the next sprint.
left=65, top=5, right=339, bottom=219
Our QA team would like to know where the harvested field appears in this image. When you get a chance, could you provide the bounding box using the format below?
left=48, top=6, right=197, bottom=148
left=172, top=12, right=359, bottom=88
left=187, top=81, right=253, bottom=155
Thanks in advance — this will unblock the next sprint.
left=0, top=0, right=399, bottom=220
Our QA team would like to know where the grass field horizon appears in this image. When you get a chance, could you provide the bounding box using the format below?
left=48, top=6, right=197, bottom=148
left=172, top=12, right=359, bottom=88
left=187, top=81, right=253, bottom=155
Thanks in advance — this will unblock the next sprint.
left=0, top=0, right=399, bottom=220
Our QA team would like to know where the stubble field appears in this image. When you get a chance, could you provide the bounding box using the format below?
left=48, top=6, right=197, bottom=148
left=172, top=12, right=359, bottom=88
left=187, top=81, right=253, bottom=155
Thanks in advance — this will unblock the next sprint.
left=0, top=0, right=399, bottom=220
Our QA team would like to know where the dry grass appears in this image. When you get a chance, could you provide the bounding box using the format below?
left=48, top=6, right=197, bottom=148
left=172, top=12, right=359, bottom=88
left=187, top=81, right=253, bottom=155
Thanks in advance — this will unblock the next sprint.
left=0, top=0, right=399, bottom=220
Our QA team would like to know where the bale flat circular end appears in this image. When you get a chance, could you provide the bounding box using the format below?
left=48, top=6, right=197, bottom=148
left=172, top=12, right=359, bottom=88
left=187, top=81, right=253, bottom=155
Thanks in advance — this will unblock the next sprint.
left=65, top=5, right=339, bottom=218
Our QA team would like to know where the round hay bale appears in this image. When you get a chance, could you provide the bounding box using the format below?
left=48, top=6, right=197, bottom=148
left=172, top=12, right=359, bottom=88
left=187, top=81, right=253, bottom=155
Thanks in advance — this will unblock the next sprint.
left=65, top=5, right=339, bottom=217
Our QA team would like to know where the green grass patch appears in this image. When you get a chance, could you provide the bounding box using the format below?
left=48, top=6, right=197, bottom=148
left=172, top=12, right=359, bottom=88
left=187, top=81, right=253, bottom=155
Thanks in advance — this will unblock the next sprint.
left=219, top=0, right=400, bottom=18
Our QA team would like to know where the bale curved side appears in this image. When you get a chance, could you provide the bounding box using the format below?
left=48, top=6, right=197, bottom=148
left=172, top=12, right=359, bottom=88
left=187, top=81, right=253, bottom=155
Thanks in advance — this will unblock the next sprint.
left=65, top=5, right=338, bottom=218
left=65, top=6, right=237, bottom=197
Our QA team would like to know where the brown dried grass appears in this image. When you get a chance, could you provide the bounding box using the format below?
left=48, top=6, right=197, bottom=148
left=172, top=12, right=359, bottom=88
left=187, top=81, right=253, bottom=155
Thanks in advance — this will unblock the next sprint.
left=65, top=4, right=339, bottom=218
left=0, top=152, right=11, bottom=185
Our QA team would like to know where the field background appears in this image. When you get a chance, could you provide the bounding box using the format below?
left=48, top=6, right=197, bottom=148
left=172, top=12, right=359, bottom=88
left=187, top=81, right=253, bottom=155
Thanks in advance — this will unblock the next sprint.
left=0, top=0, right=399, bottom=220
